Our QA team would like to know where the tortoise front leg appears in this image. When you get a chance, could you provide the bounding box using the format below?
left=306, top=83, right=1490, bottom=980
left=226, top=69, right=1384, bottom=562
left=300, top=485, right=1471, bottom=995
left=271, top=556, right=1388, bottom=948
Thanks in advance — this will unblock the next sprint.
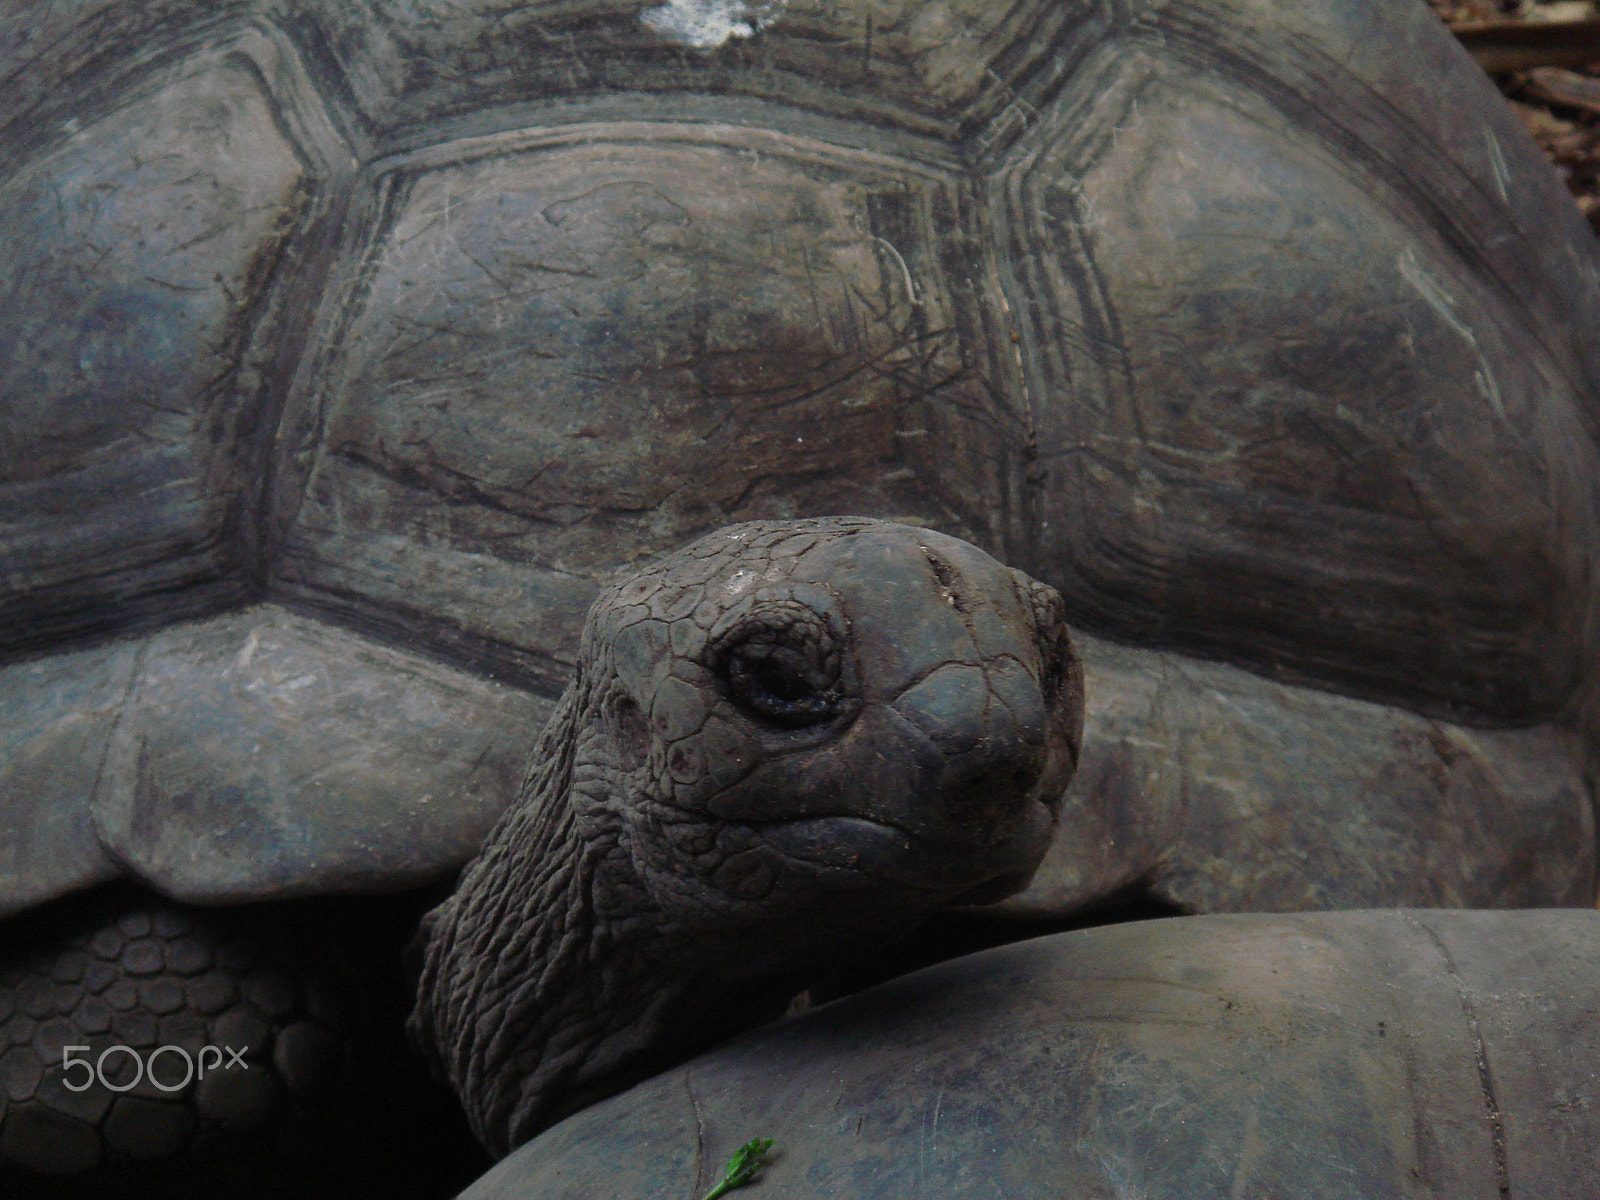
left=0, top=889, right=339, bottom=1183
left=0, top=887, right=483, bottom=1199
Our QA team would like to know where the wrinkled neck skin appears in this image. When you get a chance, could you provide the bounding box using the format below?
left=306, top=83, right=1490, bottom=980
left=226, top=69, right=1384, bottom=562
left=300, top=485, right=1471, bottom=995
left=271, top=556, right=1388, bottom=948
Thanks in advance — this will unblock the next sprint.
left=409, top=679, right=801, bottom=1158
left=410, top=518, right=1079, bottom=1155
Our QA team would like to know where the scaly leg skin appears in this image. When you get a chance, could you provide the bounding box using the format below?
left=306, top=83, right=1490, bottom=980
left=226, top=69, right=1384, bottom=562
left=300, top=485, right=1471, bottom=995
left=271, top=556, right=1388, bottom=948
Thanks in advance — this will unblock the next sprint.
left=0, top=886, right=485, bottom=1200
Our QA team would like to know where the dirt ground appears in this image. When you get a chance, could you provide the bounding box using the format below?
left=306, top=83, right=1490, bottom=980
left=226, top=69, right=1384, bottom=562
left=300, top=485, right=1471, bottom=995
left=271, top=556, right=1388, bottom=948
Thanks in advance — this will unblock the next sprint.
left=1425, top=0, right=1600, bottom=233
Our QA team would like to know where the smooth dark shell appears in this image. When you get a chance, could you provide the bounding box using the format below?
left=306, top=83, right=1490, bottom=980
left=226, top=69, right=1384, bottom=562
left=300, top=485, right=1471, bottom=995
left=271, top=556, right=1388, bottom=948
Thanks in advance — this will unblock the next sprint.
left=462, top=909, right=1600, bottom=1199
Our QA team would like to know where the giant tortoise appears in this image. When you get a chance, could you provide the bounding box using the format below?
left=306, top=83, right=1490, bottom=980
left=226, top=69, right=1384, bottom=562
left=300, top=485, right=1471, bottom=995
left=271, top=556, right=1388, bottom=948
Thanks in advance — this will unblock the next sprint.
left=3, top=0, right=1600, bottom=1190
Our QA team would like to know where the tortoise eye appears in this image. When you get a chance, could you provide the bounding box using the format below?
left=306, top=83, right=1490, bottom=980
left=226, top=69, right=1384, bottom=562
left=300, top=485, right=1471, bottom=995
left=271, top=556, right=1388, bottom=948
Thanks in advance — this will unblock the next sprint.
left=712, top=611, right=843, bottom=729
left=724, top=640, right=838, bottom=728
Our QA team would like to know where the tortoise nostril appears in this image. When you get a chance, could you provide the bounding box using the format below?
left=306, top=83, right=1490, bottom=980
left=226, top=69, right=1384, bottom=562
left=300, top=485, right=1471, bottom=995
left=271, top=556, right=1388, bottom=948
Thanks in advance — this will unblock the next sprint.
left=939, top=746, right=1047, bottom=822
left=1009, top=763, right=1041, bottom=793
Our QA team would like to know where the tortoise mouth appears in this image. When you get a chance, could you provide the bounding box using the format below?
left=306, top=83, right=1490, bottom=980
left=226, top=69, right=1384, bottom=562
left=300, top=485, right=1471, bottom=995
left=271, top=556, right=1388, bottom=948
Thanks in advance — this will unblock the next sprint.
left=749, top=795, right=1055, bottom=898
left=946, top=868, right=1038, bottom=907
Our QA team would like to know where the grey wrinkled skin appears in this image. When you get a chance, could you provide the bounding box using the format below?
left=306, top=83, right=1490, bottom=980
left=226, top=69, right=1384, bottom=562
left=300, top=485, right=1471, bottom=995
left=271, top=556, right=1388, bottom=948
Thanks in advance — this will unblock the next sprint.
left=409, top=517, right=1083, bottom=1156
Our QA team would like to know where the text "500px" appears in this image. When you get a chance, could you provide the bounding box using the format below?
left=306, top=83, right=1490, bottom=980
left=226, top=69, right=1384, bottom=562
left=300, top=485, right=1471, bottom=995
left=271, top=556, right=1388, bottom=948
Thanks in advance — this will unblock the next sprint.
left=62, top=1045, right=249, bottom=1093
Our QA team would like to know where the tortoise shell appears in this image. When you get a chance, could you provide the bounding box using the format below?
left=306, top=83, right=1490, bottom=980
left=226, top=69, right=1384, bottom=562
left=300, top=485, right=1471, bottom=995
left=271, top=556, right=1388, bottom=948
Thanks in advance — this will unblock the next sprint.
left=1, top=0, right=1596, bottom=914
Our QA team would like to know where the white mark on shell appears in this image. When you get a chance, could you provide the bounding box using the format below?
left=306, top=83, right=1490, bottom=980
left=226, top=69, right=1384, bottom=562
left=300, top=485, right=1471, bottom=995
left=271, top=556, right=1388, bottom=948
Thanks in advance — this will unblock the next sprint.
left=722, top=569, right=756, bottom=597
left=871, top=235, right=920, bottom=305
left=235, top=629, right=261, bottom=672
left=1397, top=247, right=1474, bottom=346
left=1398, top=247, right=1509, bottom=426
left=640, top=0, right=786, bottom=49
left=1484, top=130, right=1512, bottom=204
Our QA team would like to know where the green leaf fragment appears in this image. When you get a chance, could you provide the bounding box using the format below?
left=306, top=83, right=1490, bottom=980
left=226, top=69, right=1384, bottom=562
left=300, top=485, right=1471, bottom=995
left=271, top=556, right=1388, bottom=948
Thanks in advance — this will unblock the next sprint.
left=701, top=1136, right=776, bottom=1200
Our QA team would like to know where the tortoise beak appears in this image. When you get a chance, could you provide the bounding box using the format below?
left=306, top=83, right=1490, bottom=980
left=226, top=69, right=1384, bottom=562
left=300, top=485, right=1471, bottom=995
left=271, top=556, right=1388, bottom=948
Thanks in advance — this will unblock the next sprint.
left=888, top=656, right=1055, bottom=834
left=731, top=658, right=1065, bottom=898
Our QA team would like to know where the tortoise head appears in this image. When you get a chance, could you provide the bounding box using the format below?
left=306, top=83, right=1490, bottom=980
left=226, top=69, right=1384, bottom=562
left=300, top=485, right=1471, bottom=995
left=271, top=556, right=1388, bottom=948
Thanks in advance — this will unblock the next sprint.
left=583, top=516, right=1083, bottom=959
left=412, top=517, right=1083, bottom=1151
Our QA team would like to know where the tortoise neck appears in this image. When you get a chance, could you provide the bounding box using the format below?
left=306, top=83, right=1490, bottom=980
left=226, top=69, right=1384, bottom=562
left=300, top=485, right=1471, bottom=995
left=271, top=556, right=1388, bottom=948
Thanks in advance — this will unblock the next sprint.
left=409, top=683, right=792, bottom=1157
